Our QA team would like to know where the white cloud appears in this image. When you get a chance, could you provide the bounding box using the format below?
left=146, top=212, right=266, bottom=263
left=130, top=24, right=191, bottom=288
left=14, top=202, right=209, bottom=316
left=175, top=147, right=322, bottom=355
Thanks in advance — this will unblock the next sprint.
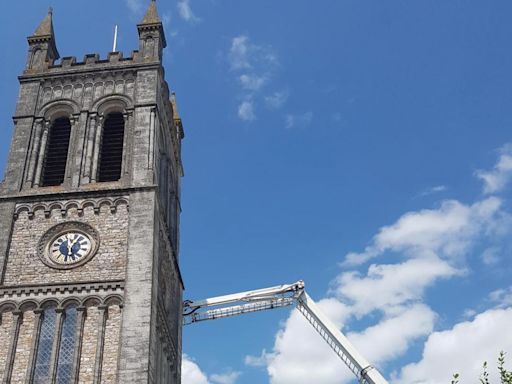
left=182, top=355, right=210, bottom=384
left=334, top=258, right=458, bottom=317
left=285, top=112, right=313, bottom=129
left=265, top=91, right=288, bottom=109
left=349, top=304, right=436, bottom=365
left=489, top=287, right=512, bottom=308
left=162, top=12, right=172, bottom=28
left=177, top=0, right=200, bottom=23
left=245, top=147, right=512, bottom=384
left=227, top=35, right=283, bottom=121
left=239, top=74, right=267, bottom=91
left=125, top=0, right=143, bottom=14
left=343, top=197, right=502, bottom=266
left=394, top=308, right=512, bottom=384
left=253, top=301, right=435, bottom=384
left=210, top=371, right=242, bottom=384
left=228, top=36, right=252, bottom=71
left=419, top=185, right=447, bottom=197
left=481, top=246, right=501, bottom=265
left=238, top=101, right=255, bottom=121
left=476, top=144, right=512, bottom=194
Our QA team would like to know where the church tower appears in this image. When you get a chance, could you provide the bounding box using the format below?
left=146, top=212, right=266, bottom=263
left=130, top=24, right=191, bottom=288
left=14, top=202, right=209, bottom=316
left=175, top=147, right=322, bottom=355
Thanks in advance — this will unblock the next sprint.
left=0, top=1, right=184, bottom=383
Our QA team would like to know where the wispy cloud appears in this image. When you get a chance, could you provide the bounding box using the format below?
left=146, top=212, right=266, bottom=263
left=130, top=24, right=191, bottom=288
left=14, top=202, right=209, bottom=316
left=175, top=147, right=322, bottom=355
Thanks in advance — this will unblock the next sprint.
left=489, top=286, right=512, bottom=308
left=177, top=0, right=200, bottom=23
left=265, top=91, right=289, bottom=110
left=238, top=100, right=256, bottom=121
left=210, top=371, right=241, bottom=384
left=239, top=74, right=267, bottom=92
left=125, top=0, right=143, bottom=14
left=476, top=144, right=512, bottom=194
left=419, top=185, right=447, bottom=197
left=226, top=35, right=283, bottom=121
left=285, top=112, right=313, bottom=129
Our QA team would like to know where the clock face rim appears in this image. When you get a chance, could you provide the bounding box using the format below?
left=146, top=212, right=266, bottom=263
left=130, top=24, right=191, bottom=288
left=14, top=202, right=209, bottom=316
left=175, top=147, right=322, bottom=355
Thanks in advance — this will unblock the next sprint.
left=38, top=222, right=100, bottom=270
left=48, top=230, right=93, bottom=266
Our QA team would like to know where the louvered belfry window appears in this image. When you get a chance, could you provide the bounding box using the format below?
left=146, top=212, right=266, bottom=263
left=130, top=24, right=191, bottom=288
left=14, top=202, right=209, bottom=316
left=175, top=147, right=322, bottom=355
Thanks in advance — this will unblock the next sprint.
left=97, top=112, right=125, bottom=182
left=41, top=117, right=72, bottom=186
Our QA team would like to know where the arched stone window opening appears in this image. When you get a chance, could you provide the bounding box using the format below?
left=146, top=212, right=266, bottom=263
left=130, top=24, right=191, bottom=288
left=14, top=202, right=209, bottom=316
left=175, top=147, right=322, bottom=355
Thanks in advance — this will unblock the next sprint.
left=56, top=304, right=78, bottom=384
left=33, top=305, right=57, bottom=383
left=41, top=117, right=71, bottom=186
left=97, top=112, right=125, bottom=182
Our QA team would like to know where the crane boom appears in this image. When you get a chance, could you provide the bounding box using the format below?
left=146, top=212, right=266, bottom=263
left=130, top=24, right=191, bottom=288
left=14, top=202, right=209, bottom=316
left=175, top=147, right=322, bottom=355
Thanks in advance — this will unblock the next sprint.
left=183, top=281, right=388, bottom=384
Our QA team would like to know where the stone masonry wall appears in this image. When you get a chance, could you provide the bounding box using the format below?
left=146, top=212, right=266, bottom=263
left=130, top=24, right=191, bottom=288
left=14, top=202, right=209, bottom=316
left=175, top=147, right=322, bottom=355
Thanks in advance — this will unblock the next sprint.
left=3, top=199, right=128, bottom=286
left=0, top=312, right=14, bottom=378
left=11, top=311, right=35, bottom=384
left=101, top=305, right=122, bottom=383
left=79, top=306, right=100, bottom=383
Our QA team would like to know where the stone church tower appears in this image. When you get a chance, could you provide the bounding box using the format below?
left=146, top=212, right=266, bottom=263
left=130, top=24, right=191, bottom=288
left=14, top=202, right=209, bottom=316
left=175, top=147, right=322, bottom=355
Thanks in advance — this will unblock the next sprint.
left=0, top=1, right=184, bottom=382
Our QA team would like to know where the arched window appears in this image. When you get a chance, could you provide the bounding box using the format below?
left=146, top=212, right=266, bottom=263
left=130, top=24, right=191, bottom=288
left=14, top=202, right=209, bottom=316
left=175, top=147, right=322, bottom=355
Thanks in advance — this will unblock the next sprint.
left=41, top=117, right=71, bottom=186
left=56, top=304, right=78, bottom=383
left=33, top=305, right=57, bottom=383
left=97, top=112, right=124, bottom=182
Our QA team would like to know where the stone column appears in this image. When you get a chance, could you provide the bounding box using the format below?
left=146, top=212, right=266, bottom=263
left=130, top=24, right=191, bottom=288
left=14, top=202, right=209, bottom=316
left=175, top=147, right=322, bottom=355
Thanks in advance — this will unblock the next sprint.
left=48, top=308, right=65, bottom=383
left=93, top=305, right=108, bottom=384
left=148, top=108, right=156, bottom=170
left=71, top=306, right=86, bottom=384
left=64, top=115, right=79, bottom=187
left=3, top=310, right=22, bottom=383
left=83, top=114, right=97, bottom=183
left=121, top=112, right=131, bottom=179
left=33, top=121, right=50, bottom=188
left=25, top=119, right=43, bottom=188
left=90, top=115, right=103, bottom=183
left=25, top=309, right=43, bottom=383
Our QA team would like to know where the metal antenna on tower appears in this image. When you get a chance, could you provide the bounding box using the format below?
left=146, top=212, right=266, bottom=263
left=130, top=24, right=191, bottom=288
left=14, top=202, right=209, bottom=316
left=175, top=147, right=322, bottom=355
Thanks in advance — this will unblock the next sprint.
left=112, top=25, right=118, bottom=52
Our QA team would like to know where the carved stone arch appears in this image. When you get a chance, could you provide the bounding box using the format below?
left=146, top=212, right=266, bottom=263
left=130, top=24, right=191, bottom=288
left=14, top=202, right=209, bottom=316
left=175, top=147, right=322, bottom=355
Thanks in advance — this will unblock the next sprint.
left=39, top=98, right=80, bottom=122
left=39, top=298, right=59, bottom=310
left=19, top=299, right=38, bottom=312
left=81, top=296, right=102, bottom=308
left=97, top=198, right=114, bottom=211
left=48, top=202, right=64, bottom=214
left=114, top=197, right=129, bottom=210
left=15, top=204, right=32, bottom=217
left=92, top=94, right=132, bottom=116
left=64, top=201, right=80, bottom=212
left=102, top=294, right=123, bottom=307
left=81, top=200, right=97, bottom=212
left=0, top=301, right=17, bottom=314
left=59, top=297, right=81, bottom=310
left=32, top=203, right=49, bottom=215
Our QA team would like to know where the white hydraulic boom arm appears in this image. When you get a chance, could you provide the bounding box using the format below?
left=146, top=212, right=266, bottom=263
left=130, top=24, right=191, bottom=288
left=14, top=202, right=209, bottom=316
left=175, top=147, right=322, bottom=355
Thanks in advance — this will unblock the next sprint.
left=183, top=281, right=388, bottom=384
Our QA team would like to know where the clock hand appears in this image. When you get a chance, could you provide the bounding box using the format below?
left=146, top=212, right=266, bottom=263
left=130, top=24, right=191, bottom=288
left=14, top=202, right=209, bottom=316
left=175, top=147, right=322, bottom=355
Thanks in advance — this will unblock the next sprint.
left=66, top=234, right=74, bottom=256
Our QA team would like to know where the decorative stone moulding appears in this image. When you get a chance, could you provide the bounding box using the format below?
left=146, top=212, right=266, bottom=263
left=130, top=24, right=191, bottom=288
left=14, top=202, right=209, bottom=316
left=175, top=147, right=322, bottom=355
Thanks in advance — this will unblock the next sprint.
left=0, top=292, right=123, bottom=314
left=13, top=196, right=129, bottom=220
left=37, top=221, right=100, bottom=270
left=0, top=281, right=124, bottom=301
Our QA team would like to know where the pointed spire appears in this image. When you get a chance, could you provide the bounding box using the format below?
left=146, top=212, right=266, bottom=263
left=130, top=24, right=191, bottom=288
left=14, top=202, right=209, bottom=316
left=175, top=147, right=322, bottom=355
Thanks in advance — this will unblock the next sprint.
left=140, top=0, right=161, bottom=25
left=32, top=7, right=55, bottom=37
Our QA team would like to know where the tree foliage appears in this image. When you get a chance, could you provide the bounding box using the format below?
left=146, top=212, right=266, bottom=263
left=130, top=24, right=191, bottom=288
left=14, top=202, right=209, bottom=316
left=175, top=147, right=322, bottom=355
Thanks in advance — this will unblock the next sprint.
left=451, top=352, right=512, bottom=384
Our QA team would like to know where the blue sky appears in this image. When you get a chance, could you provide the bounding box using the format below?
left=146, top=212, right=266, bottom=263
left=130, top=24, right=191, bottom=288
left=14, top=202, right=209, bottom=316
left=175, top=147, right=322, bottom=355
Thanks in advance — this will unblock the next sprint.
left=1, top=1, right=512, bottom=383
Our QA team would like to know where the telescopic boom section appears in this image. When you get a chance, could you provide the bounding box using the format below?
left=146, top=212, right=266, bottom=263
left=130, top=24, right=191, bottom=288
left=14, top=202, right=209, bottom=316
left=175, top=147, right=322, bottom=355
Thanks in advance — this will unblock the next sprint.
left=183, top=281, right=388, bottom=384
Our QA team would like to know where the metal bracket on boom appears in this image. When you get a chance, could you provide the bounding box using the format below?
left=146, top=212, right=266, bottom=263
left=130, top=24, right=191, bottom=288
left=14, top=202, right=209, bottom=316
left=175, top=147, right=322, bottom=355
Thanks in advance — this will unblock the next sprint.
left=183, top=280, right=388, bottom=384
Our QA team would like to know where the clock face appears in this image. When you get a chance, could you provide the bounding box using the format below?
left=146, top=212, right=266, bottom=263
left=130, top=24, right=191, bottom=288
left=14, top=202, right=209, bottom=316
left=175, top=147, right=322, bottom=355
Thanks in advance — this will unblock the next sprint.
left=48, top=231, right=93, bottom=265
